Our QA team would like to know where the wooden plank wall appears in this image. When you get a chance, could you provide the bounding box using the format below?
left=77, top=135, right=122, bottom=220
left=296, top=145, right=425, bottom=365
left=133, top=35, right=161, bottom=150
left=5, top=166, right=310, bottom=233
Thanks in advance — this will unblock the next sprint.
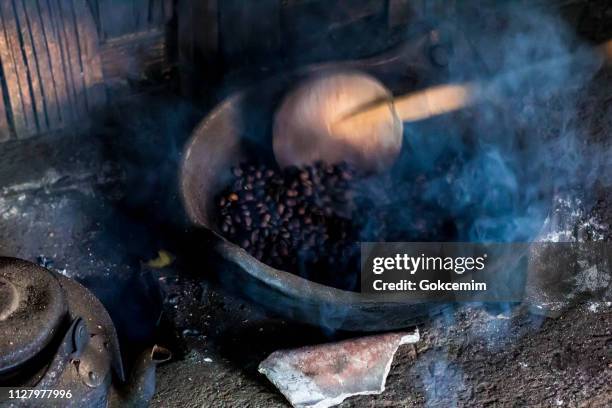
left=0, top=0, right=172, bottom=140
left=0, top=0, right=593, bottom=140
left=0, top=0, right=106, bottom=140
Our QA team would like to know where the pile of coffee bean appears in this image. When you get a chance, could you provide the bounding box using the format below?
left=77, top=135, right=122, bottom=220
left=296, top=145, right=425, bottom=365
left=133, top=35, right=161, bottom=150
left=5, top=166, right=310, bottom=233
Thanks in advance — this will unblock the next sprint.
left=216, top=161, right=361, bottom=287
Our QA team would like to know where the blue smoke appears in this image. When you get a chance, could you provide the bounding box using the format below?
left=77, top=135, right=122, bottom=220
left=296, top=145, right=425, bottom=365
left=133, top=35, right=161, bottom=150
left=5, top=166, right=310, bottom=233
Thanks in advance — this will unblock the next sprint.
left=359, top=3, right=605, bottom=244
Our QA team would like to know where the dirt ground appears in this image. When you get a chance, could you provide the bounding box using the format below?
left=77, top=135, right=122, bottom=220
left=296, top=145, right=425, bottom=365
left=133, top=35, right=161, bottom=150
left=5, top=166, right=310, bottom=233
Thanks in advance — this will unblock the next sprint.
left=152, top=298, right=611, bottom=407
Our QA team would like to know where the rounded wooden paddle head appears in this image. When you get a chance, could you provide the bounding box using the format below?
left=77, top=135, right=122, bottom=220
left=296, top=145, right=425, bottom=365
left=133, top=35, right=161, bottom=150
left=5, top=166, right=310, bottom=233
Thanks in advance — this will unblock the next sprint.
left=273, top=71, right=403, bottom=173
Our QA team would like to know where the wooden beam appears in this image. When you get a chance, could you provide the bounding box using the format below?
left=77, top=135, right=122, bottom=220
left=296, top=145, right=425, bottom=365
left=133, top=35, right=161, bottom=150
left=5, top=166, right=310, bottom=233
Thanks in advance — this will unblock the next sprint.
left=38, top=0, right=76, bottom=127
left=0, top=0, right=38, bottom=138
left=56, top=0, right=88, bottom=117
left=15, top=0, right=48, bottom=133
left=100, top=28, right=166, bottom=82
left=72, top=0, right=106, bottom=110
left=23, top=0, right=62, bottom=130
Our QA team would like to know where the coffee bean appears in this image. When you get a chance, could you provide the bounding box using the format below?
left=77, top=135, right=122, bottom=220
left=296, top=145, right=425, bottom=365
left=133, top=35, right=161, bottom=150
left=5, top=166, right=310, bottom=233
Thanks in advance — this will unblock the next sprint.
left=216, top=161, right=361, bottom=286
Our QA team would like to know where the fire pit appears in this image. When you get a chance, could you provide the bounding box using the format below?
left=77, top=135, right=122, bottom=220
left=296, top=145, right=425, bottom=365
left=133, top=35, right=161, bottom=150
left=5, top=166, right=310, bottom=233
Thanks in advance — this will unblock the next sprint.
left=180, top=37, right=554, bottom=331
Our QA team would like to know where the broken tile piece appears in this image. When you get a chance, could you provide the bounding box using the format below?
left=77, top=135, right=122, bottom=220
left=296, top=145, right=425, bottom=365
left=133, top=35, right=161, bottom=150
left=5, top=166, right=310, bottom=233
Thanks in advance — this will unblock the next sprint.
left=259, top=329, right=419, bottom=408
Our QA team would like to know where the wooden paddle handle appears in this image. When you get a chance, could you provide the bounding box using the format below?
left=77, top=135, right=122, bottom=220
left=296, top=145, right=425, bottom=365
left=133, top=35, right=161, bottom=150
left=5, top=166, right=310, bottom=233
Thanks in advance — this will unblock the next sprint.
left=393, top=83, right=478, bottom=122
left=334, top=82, right=479, bottom=129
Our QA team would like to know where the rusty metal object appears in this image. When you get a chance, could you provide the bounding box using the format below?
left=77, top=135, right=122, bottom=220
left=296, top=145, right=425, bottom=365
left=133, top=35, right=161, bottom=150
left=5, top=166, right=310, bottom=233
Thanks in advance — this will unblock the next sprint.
left=0, top=258, right=67, bottom=379
left=180, top=32, right=453, bottom=332
left=0, top=257, right=170, bottom=407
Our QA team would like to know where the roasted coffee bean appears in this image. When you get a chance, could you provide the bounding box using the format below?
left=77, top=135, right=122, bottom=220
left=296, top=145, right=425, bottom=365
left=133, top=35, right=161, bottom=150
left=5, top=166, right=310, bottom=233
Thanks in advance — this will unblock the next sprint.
left=216, top=161, right=361, bottom=286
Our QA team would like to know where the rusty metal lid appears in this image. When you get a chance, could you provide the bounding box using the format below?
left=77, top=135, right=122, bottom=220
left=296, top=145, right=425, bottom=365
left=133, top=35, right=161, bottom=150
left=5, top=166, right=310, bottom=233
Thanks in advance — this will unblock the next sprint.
left=0, top=258, right=68, bottom=376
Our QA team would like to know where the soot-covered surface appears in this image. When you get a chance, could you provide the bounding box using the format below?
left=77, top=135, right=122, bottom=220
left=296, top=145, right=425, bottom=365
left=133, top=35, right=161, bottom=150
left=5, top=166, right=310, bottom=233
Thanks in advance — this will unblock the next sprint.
left=0, top=69, right=610, bottom=408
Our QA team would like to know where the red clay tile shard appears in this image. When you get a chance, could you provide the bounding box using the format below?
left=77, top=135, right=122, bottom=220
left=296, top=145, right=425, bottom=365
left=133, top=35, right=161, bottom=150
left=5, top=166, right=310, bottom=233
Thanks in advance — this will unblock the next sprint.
left=258, top=329, right=419, bottom=408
